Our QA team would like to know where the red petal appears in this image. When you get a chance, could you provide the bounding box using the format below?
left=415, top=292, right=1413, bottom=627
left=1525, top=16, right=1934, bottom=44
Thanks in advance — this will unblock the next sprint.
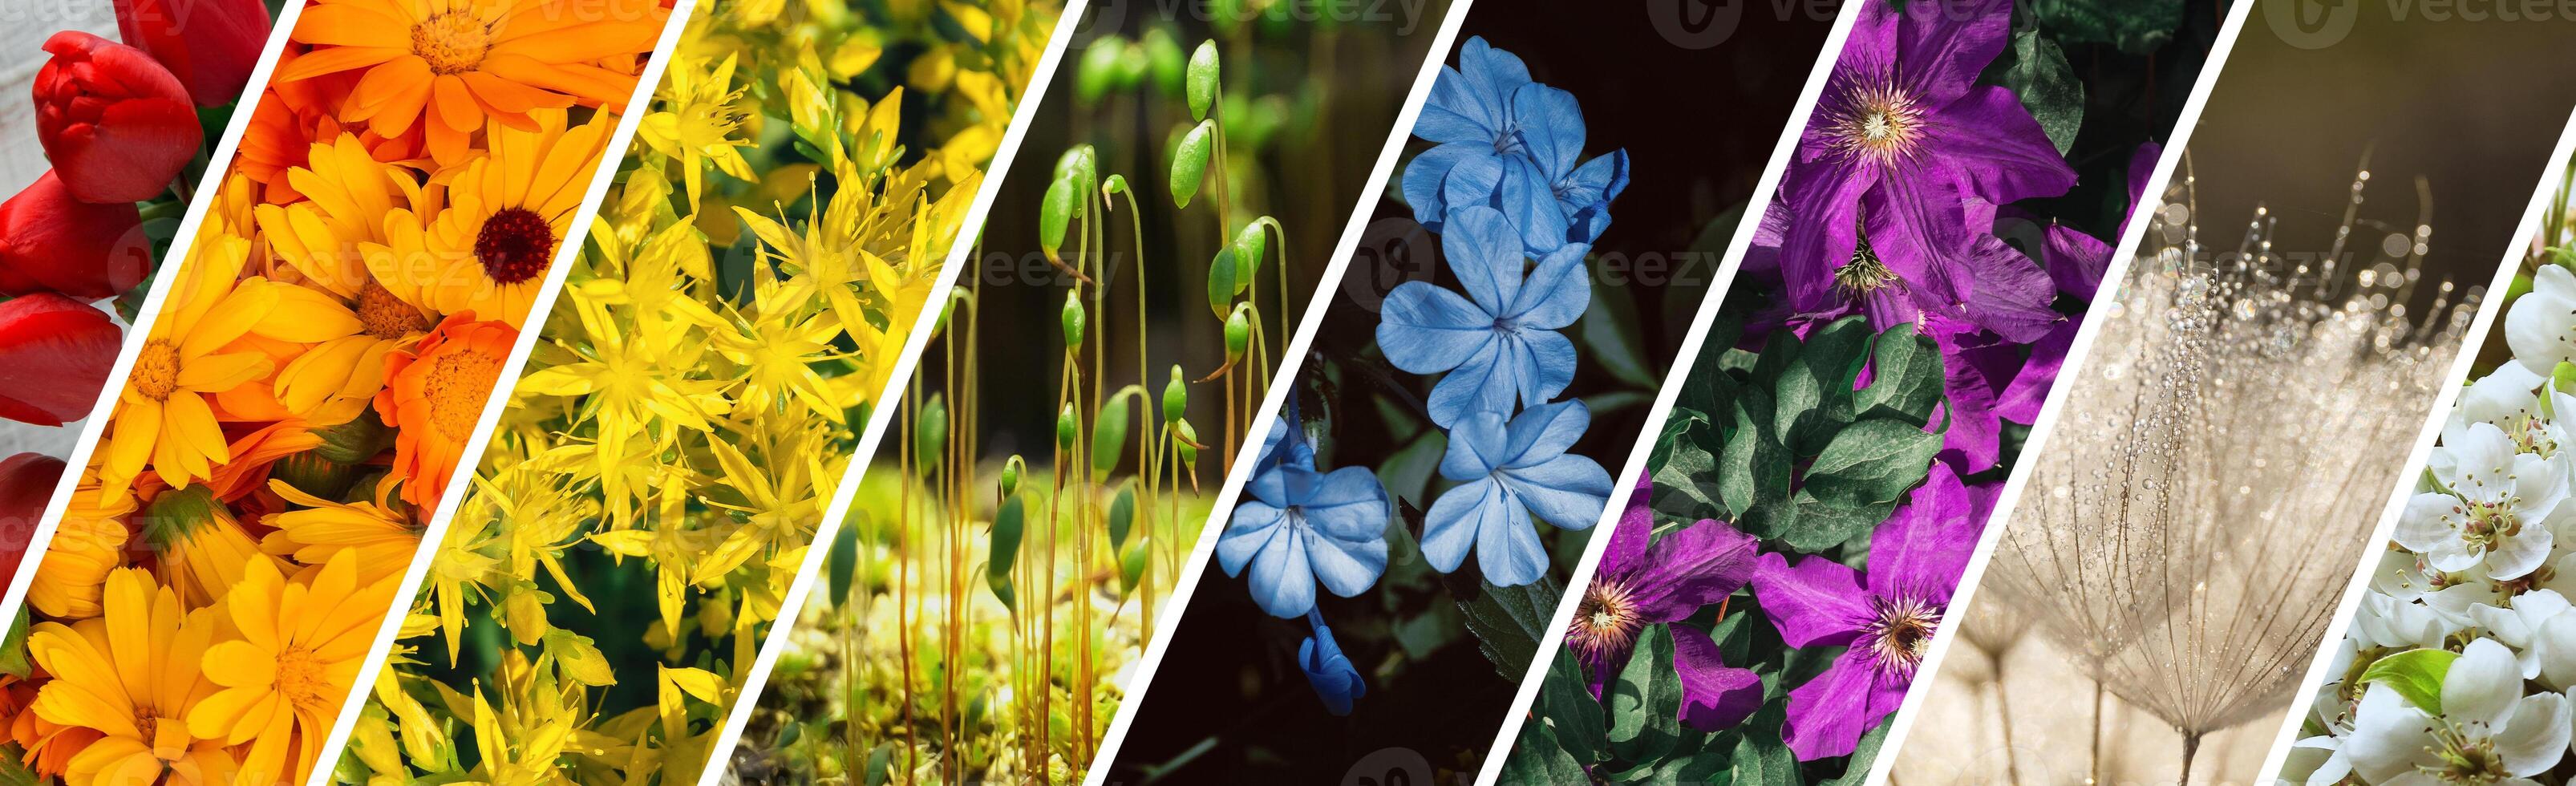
left=0, top=293, right=122, bottom=426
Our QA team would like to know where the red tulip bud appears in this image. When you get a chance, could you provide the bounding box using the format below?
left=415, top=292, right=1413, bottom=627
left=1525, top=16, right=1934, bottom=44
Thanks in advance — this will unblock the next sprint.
left=0, top=171, right=150, bottom=301
left=34, top=30, right=205, bottom=204
left=0, top=453, right=67, bottom=591
left=0, top=293, right=122, bottom=427
left=114, top=0, right=270, bottom=107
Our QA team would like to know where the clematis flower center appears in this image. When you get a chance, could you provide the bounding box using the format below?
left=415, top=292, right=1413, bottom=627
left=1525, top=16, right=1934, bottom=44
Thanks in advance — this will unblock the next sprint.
left=274, top=644, right=330, bottom=711
left=1565, top=577, right=1643, bottom=662
left=411, top=11, right=492, bottom=75
left=474, top=206, right=557, bottom=286
left=132, top=339, right=180, bottom=402
left=1835, top=221, right=1902, bottom=298
left=423, top=347, right=502, bottom=440
left=1827, top=80, right=1926, bottom=164
left=1861, top=594, right=1941, bottom=676
left=358, top=280, right=432, bottom=339
left=2423, top=723, right=2512, bottom=784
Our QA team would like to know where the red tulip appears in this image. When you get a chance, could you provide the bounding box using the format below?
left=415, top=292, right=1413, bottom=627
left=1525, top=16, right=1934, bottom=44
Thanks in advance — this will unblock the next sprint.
left=34, top=31, right=205, bottom=204
left=0, top=453, right=66, bottom=591
left=114, top=0, right=271, bottom=107
left=0, top=171, right=150, bottom=301
left=0, top=294, right=122, bottom=427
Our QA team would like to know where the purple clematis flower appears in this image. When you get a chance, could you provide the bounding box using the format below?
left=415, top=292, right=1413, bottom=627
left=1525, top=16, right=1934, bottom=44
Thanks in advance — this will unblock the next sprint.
left=1776, top=0, right=2074, bottom=343
left=1565, top=476, right=1764, bottom=731
left=1750, top=463, right=1987, bottom=760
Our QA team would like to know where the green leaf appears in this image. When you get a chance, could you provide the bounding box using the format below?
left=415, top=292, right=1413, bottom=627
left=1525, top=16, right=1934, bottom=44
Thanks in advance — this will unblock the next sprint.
left=1824, top=723, right=1894, bottom=786
left=1108, top=483, right=1136, bottom=549
left=1769, top=492, right=1898, bottom=553
left=1541, top=649, right=1607, bottom=764
left=1500, top=707, right=1592, bottom=784
left=1719, top=391, right=1789, bottom=521
left=1788, top=317, right=1871, bottom=453
left=1730, top=706, right=1800, bottom=786
left=2360, top=647, right=2459, bottom=715
left=1857, top=323, right=1944, bottom=425
left=0, top=609, right=27, bottom=679
left=1652, top=417, right=1726, bottom=522
left=1185, top=39, right=1220, bottom=120
left=1375, top=427, right=1445, bottom=509
left=1581, top=296, right=1659, bottom=390
left=1171, top=120, right=1213, bottom=209
left=2027, top=0, right=2183, bottom=54
left=1803, top=419, right=1942, bottom=508
left=1608, top=625, right=1684, bottom=764
left=2000, top=30, right=2084, bottom=156
left=1443, top=569, right=1561, bottom=681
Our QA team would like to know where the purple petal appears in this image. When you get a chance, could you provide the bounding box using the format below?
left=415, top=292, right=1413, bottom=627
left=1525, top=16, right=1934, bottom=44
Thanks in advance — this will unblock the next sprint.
left=1953, top=233, right=2060, bottom=343
left=1628, top=518, right=1760, bottom=622
left=1781, top=647, right=1910, bottom=760
left=1995, top=319, right=2076, bottom=423
left=1868, top=463, right=1981, bottom=606
left=1894, top=0, right=2011, bottom=107
left=1922, top=86, right=2079, bottom=205
left=2044, top=222, right=2112, bottom=298
left=1776, top=156, right=1878, bottom=312
left=1599, top=476, right=1654, bottom=580
left=1929, top=318, right=2007, bottom=472
left=1750, top=552, right=1868, bottom=648
left=1673, top=624, right=1764, bottom=733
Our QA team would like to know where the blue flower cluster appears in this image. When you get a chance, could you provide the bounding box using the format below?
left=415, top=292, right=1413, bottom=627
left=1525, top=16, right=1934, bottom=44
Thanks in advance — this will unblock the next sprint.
left=1214, top=36, right=1620, bottom=718
left=1384, top=37, right=1617, bottom=590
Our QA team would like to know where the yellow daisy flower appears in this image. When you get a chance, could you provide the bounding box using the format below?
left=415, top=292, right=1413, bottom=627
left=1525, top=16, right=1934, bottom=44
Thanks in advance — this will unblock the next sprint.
left=188, top=551, right=397, bottom=786
left=26, top=464, right=137, bottom=619
left=371, top=108, right=610, bottom=329
left=259, top=478, right=423, bottom=585
left=139, top=486, right=289, bottom=610
left=26, top=568, right=233, bottom=786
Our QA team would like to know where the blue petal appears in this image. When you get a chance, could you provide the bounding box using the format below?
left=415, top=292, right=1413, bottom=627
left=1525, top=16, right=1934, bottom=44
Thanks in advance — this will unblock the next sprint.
left=1217, top=500, right=1286, bottom=577
left=1457, top=37, right=1533, bottom=109
left=1501, top=155, right=1572, bottom=256
left=1441, top=205, right=1523, bottom=312
left=1502, top=453, right=1614, bottom=531
left=1508, top=243, right=1591, bottom=330
left=1420, top=476, right=1500, bottom=573
left=1301, top=466, right=1394, bottom=541
left=1515, top=326, right=1580, bottom=410
left=1564, top=149, right=1630, bottom=207
left=1376, top=281, right=1496, bottom=377
left=1565, top=202, right=1614, bottom=246
left=1401, top=143, right=1485, bottom=230
left=1439, top=409, right=1513, bottom=480
left=1502, top=399, right=1590, bottom=467
left=1416, top=65, right=1497, bottom=145
left=1245, top=521, right=1318, bottom=618
left=1424, top=340, right=1518, bottom=429
left=1440, top=152, right=1507, bottom=217
left=1302, top=521, right=1389, bottom=598
left=1509, top=83, right=1586, bottom=178
left=1476, top=485, right=1551, bottom=586
left=1300, top=624, right=1367, bottom=716
left=1245, top=460, right=1290, bottom=507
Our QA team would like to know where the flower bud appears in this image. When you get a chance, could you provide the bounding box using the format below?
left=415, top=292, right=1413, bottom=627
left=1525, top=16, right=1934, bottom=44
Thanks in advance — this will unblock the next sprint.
left=1186, top=39, right=1219, bottom=121
left=1171, top=120, right=1213, bottom=209
left=1039, top=177, right=1075, bottom=258
left=999, top=454, right=1025, bottom=499
left=1163, top=365, right=1187, bottom=423
left=1056, top=403, right=1079, bottom=452
left=1224, top=307, right=1250, bottom=362
left=1061, top=290, right=1087, bottom=348
left=34, top=32, right=202, bottom=203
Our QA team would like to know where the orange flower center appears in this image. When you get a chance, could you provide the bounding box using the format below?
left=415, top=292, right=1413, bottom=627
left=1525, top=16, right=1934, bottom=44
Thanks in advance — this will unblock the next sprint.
left=411, top=11, right=492, bottom=75
left=424, top=346, right=501, bottom=441
left=358, top=280, right=431, bottom=339
left=1565, top=577, right=1642, bottom=662
left=274, top=644, right=331, bottom=711
left=132, top=339, right=180, bottom=402
left=474, top=206, right=557, bottom=286
left=1828, top=79, right=1926, bottom=165
left=1863, top=594, right=1942, bottom=677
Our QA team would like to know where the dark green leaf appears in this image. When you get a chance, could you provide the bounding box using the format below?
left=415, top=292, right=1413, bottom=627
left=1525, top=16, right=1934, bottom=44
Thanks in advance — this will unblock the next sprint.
left=1730, top=706, right=1800, bottom=786
left=1772, top=492, right=1899, bottom=553
left=1824, top=723, right=1894, bottom=786
left=0, top=609, right=26, bottom=679
left=2027, top=0, right=2183, bottom=54
left=1582, top=298, right=1659, bottom=390
left=1500, top=707, right=1593, bottom=784
left=1541, top=649, right=1607, bottom=764
left=1857, top=323, right=1943, bottom=425
left=1376, top=427, right=1445, bottom=510
left=1608, top=625, right=1684, bottom=764
left=1719, top=391, right=1789, bottom=521
left=2001, top=30, right=2084, bottom=155
left=1653, top=418, right=1726, bottom=522
left=1804, top=419, right=1941, bottom=508
left=1444, top=569, right=1561, bottom=681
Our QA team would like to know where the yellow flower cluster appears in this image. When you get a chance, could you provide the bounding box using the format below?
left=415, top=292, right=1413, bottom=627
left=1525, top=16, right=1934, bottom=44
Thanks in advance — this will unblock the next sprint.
left=341, top=1, right=1053, bottom=783
left=0, top=1, right=670, bottom=784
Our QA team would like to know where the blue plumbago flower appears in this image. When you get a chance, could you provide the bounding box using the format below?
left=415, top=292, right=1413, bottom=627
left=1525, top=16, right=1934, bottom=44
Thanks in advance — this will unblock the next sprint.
left=1300, top=609, right=1367, bottom=715
left=1403, top=36, right=1628, bottom=256
left=1219, top=406, right=1391, bottom=618
left=1421, top=399, right=1613, bottom=587
left=1376, top=206, right=1591, bottom=428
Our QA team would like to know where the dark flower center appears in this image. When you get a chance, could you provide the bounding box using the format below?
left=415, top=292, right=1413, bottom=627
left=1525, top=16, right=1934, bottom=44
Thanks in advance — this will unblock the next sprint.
left=1827, top=79, right=1926, bottom=164
left=1565, top=577, right=1643, bottom=662
left=474, top=207, right=557, bottom=286
left=1834, top=216, right=1902, bottom=298
left=1861, top=594, right=1941, bottom=677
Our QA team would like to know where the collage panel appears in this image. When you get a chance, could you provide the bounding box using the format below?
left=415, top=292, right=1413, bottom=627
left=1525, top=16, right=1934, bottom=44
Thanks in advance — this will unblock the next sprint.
left=1493, top=0, right=2231, bottom=781
left=709, top=0, right=1444, bottom=783
left=333, top=0, right=1064, bottom=784
left=0, top=0, right=680, bottom=782
left=1098, top=0, right=1841, bottom=781
left=0, top=0, right=275, bottom=601
left=1897, top=8, right=2576, bottom=785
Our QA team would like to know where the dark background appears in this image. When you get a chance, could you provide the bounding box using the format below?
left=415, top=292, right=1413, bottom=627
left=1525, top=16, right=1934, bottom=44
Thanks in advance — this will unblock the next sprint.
left=1105, top=0, right=1839, bottom=782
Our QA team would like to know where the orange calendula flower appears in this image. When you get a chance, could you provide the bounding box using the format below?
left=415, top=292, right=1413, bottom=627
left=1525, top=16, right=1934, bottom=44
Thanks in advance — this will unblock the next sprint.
left=27, top=568, right=233, bottom=786
left=371, top=109, right=606, bottom=328
left=277, top=0, right=669, bottom=163
left=188, top=552, right=395, bottom=786
left=260, top=478, right=422, bottom=584
left=376, top=313, right=515, bottom=510
left=26, top=464, right=137, bottom=619
left=240, top=47, right=424, bottom=205
left=138, top=485, right=288, bottom=610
